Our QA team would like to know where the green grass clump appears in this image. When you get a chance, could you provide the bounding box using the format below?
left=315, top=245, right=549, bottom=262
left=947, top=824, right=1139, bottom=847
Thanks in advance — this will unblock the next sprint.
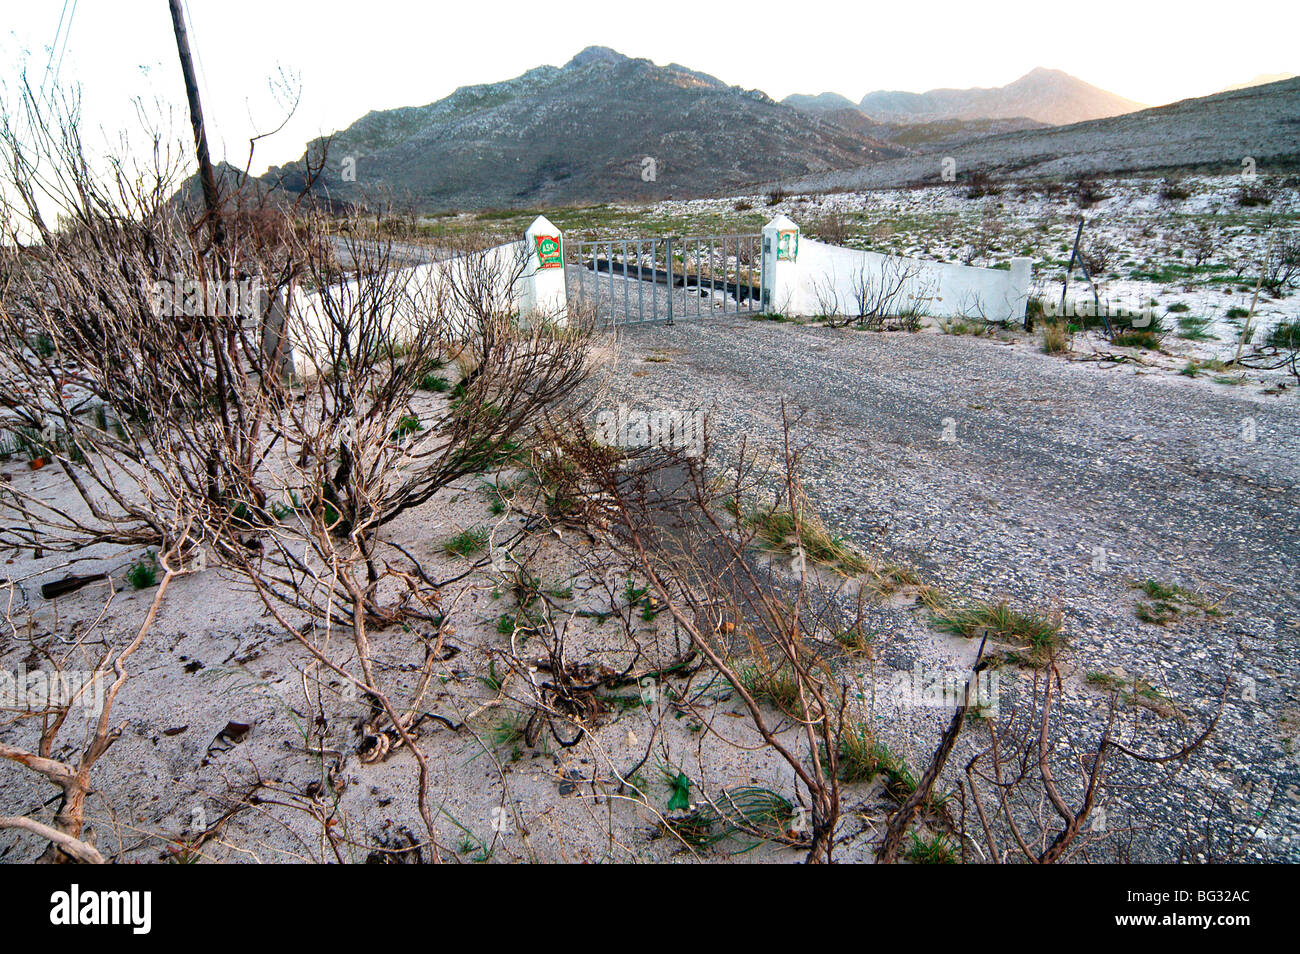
left=739, top=662, right=805, bottom=716
left=1131, top=578, right=1222, bottom=625
left=1266, top=319, right=1300, bottom=351
left=1041, top=322, right=1070, bottom=354
left=443, top=526, right=489, bottom=557
left=931, top=600, right=1063, bottom=668
left=1085, top=671, right=1183, bottom=720
left=127, top=552, right=159, bottom=590
left=939, top=317, right=991, bottom=336
left=832, top=625, right=873, bottom=655
left=747, top=503, right=871, bottom=576
left=906, top=832, right=958, bottom=864
left=1176, top=315, right=1216, bottom=341
left=490, top=713, right=527, bottom=760
left=1111, top=329, right=1161, bottom=350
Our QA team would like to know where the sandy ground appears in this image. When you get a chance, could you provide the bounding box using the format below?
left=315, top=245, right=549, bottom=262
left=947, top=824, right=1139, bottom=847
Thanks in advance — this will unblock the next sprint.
left=1, top=421, right=914, bottom=864
left=2, top=172, right=1296, bottom=864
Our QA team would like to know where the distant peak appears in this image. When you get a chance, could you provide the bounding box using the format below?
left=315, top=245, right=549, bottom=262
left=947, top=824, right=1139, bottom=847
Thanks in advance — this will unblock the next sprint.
left=565, top=46, right=628, bottom=69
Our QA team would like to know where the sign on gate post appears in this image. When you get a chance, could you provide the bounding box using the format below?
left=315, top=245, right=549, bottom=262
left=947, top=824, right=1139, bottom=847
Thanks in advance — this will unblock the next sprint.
left=520, top=215, right=568, bottom=326
left=760, top=214, right=799, bottom=316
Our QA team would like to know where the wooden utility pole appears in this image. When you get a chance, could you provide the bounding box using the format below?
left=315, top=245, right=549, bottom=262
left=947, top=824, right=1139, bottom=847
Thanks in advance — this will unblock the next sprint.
left=168, top=0, right=225, bottom=247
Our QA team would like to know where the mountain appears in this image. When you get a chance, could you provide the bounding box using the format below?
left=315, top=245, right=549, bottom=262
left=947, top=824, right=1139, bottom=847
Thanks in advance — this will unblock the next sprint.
left=265, top=47, right=904, bottom=211
left=782, top=92, right=860, bottom=111
left=776, top=76, right=1300, bottom=195
left=857, top=67, right=1145, bottom=125
left=1220, top=73, right=1295, bottom=92
left=781, top=93, right=1047, bottom=149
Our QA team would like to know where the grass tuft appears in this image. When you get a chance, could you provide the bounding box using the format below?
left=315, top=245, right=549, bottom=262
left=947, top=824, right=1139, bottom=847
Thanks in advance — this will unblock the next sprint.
left=906, top=831, right=958, bottom=864
left=443, top=526, right=489, bottom=557
left=1041, top=322, right=1070, bottom=354
left=931, top=600, right=1063, bottom=668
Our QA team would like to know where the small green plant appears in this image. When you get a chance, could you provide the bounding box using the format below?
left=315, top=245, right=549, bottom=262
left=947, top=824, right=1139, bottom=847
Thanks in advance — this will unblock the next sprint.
left=747, top=502, right=871, bottom=576
left=28, top=332, right=55, bottom=358
left=490, top=713, right=526, bottom=760
left=1136, top=601, right=1178, bottom=625
left=443, top=526, right=488, bottom=557
left=836, top=737, right=920, bottom=802
left=389, top=414, right=423, bottom=441
left=479, top=659, right=504, bottom=692
left=666, top=770, right=692, bottom=812
left=127, top=552, right=159, bottom=590
left=938, top=317, right=991, bottom=336
left=1086, top=670, right=1123, bottom=690
left=906, top=831, right=957, bottom=864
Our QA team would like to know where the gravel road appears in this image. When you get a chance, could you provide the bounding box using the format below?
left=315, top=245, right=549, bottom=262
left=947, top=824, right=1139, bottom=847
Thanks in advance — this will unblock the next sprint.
left=601, top=314, right=1300, bottom=861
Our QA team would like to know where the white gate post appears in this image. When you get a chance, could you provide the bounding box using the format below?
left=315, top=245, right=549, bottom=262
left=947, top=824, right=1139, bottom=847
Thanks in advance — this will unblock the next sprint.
left=760, top=214, right=800, bottom=316
left=519, top=215, right=567, bottom=326
left=1009, top=256, right=1033, bottom=326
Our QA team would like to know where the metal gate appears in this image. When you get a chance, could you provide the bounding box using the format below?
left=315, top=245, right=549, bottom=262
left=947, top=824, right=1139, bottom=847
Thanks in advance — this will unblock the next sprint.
left=565, top=233, right=762, bottom=326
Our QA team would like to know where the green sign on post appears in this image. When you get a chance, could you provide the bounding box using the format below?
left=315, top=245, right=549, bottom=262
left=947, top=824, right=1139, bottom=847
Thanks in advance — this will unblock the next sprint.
left=535, top=234, right=563, bottom=269
left=776, top=229, right=798, bottom=263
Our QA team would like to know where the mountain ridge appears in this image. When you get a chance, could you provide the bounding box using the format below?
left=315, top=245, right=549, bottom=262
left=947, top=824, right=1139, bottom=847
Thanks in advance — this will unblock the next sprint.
left=854, top=67, right=1145, bottom=125
left=264, top=46, right=903, bottom=211
left=774, top=75, right=1300, bottom=194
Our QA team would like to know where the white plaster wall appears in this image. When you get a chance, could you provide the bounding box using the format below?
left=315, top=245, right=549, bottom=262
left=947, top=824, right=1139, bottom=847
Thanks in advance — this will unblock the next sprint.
left=286, top=240, right=528, bottom=377
left=783, top=238, right=1030, bottom=323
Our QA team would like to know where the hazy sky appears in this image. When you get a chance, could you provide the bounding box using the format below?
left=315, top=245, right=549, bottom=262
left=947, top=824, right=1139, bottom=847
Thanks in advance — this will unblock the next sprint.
left=3, top=0, right=1295, bottom=175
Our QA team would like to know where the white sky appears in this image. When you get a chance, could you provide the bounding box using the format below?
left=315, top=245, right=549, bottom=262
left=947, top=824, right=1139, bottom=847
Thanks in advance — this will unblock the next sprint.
left=3, top=0, right=1296, bottom=176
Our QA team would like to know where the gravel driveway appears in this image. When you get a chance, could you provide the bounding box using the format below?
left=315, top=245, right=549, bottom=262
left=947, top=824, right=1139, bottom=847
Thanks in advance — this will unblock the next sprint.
left=601, top=314, right=1300, bottom=861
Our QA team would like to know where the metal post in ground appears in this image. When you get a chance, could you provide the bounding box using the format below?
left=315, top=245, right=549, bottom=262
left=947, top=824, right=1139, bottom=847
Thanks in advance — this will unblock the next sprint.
left=666, top=236, right=674, bottom=326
